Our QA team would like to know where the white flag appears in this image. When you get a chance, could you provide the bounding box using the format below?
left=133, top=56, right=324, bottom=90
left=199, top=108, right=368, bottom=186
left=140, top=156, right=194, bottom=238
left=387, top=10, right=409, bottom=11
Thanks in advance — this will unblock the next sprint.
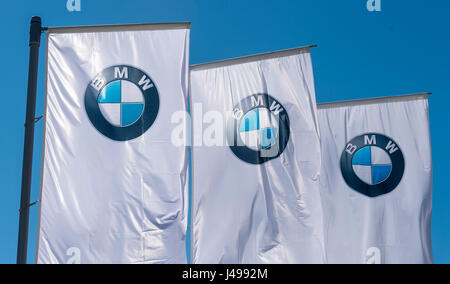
left=318, top=94, right=433, bottom=264
left=190, top=47, right=326, bottom=264
left=37, top=24, right=190, bottom=264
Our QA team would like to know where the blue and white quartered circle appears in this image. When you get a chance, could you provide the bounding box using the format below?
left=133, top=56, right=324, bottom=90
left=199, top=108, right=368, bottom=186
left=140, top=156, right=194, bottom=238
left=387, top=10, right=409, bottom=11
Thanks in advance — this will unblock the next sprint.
left=352, top=146, right=393, bottom=185
left=98, top=80, right=145, bottom=127
left=239, top=108, right=279, bottom=151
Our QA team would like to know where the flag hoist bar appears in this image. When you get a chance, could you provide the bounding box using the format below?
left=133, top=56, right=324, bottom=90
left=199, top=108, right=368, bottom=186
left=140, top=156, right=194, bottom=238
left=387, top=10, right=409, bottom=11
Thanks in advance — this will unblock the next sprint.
left=317, top=92, right=432, bottom=109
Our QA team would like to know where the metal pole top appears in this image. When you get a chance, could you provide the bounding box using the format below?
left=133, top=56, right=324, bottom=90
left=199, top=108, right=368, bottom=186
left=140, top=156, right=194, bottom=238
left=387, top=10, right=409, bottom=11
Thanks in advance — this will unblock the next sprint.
left=29, top=16, right=42, bottom=47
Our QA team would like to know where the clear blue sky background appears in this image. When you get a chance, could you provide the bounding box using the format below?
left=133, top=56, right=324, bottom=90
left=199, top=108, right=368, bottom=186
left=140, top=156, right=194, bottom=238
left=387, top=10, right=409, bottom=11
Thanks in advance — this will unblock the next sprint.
left=0, top=0, right=448, bottom=264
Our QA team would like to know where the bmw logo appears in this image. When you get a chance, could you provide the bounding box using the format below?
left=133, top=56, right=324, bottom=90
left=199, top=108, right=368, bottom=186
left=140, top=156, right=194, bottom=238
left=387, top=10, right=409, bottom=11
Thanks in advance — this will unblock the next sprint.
left=340, top=133, right=405, bottom=198
left=84, top=65, right=160, bottom=141
left=227, top=94, right=290, bottom=164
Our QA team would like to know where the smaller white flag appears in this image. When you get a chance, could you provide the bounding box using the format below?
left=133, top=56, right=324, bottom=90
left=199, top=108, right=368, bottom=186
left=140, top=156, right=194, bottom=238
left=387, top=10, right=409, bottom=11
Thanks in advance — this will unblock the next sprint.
left=190, top=47, right=326, bottom=264
left=318, top=94, right=433, bottom=264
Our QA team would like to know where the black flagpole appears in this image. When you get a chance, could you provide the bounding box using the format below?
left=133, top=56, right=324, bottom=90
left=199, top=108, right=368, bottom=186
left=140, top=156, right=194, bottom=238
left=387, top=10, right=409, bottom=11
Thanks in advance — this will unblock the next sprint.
left=17, top=16, right=42, bottom=264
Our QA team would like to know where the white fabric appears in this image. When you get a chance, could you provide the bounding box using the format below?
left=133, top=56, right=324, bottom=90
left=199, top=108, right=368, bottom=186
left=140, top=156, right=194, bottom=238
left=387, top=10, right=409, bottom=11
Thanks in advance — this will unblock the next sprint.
left=190, top=50, right=326, bottom=264
left=37, top=26, right=190, bottom=264
left=122, top=81, right=144, bottom=103
left=318, top=96, right=433, bottom=264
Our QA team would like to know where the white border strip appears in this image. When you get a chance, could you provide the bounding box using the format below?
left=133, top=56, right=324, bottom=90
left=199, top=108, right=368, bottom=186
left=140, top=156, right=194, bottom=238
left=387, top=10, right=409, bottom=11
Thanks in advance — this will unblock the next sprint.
left=190, top=45, right=317, bottom=71
left=34, top=30, right=50, bottom=264
left=188, top=61, right=194, bottom=265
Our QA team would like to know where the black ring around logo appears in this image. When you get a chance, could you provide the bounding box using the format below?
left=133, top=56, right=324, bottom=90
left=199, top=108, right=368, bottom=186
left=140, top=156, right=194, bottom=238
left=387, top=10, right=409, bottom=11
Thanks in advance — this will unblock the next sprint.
left=84, top=65, right=159, bottom=141
left=227, top=94, right=290, bottom=165
left=340, top=133, right=405, bottom=198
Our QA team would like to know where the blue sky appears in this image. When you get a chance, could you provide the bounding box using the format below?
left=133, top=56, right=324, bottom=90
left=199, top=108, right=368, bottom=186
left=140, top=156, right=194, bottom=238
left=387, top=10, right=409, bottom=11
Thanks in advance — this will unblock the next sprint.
left=0, top=0, right=448, bottom=264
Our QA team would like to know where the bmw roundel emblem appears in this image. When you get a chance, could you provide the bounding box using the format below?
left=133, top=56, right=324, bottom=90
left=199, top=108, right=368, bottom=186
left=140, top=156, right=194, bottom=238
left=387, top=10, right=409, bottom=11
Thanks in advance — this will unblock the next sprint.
left=227, top=94, right=290, bottom=165
left=84, top=65, right=160, bottom=141
left=340, top=133, right=405, bottom=198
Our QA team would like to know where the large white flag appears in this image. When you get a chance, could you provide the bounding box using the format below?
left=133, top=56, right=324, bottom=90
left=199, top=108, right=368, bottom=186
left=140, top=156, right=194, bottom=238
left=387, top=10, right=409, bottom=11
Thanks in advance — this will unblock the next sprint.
left=37, top=23, right=190, bottom=264
left=190, top=47, right=326, bottom=264
left=318, top=94, right=433, bottom=264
